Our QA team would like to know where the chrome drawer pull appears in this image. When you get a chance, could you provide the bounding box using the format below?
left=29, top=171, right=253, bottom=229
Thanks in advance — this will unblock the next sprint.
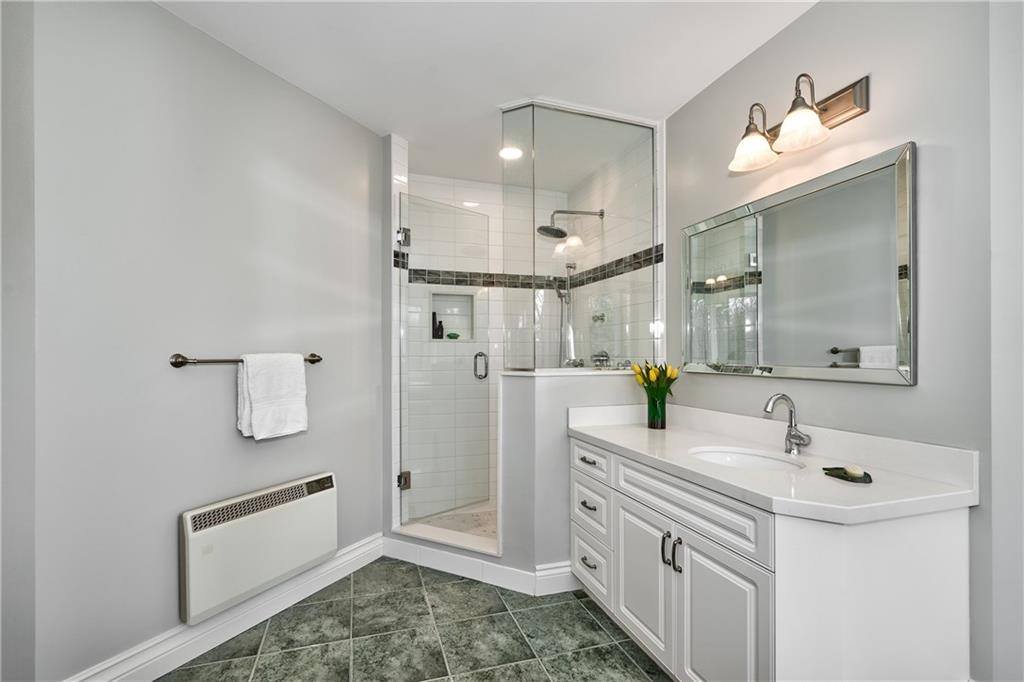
left=580, top=500, right=597, bottom=512
left=660, top=531, right=672, bottom=565
left=580, top=556, right=598, bottom=570
left=579, top=456, right=598, bottom=466
left=671, top=538, right=683, bottom=573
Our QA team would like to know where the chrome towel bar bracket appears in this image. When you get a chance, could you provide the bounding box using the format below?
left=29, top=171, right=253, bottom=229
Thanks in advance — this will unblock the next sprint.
left=169, top=353, right=323, bottom=368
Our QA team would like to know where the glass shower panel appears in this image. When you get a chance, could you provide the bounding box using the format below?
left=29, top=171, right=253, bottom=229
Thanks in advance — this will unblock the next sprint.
left=398, top=194, right=493, bottom=527
left=503, top=104, right=657, bottom=369
left=501, top=105, right=536, bottom=370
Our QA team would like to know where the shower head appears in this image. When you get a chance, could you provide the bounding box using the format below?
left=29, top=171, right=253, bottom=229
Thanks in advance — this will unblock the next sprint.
left=536, top=208, right=604, bottom=240
left=537, top=224, right=568, bottom=239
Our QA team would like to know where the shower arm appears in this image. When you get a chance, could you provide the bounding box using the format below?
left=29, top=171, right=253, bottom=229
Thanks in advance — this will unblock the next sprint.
left=548, top=209, right=605, bottom=223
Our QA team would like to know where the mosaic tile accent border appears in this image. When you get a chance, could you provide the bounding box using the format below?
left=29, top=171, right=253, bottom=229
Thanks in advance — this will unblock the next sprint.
left=410, top=269, right=563, bottom=289
left=392, top=243, right=663, bottom=290
left=573, top=244, right=663, bottom=287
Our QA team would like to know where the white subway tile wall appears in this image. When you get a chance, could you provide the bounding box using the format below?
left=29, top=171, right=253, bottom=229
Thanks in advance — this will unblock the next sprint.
left=559, top=134, right=657, bottom=366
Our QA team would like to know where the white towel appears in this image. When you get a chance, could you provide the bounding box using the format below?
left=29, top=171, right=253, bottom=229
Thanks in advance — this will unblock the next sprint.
left=859, top=345, right=898, bottom=369
left=237, top=353, right=308, bottom=440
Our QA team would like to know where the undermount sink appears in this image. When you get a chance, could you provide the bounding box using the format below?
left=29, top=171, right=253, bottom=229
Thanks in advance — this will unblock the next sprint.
left=689, top=446, right=806, bottom=471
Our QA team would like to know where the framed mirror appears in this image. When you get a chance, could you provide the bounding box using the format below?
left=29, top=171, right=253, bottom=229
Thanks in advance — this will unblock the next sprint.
left=681, top=142, right=915, bottom=385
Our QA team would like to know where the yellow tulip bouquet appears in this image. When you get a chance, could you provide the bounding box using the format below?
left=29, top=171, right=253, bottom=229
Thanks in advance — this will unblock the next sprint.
left=631, top=361, right=680, bottom=430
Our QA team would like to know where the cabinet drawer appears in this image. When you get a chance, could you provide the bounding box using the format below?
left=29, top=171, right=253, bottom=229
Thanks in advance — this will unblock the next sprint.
left=571, top=522, right=613, bottom=609
left=615, top=456, right=774, bottom=569
left=570, top=439, right=611, bottom=484
left=571, top=470, right=612, bottom=547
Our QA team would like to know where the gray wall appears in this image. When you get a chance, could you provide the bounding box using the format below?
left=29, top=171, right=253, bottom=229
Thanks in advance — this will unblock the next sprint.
left=664, top=2, right=1012, bottom=678
left=988, top=1, right=1024, bottom=677
left=13, top=3, right=385, bottom=678
left=1, top=3, right=36, bottom=680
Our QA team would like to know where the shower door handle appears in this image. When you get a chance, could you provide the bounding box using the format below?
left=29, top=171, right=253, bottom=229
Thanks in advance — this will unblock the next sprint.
left=473, top=352, right=489, bottom=380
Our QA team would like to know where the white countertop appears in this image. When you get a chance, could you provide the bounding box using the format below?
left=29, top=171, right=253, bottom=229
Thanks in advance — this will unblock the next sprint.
left=567, top=404, right=979, bottom=525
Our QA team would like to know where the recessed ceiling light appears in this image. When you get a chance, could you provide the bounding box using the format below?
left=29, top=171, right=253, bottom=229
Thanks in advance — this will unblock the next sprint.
left=499, top=146, right=523, bottom=160
left=462, top=201, right=480, bottom=208
left=393, top=174, right=408, bottom=184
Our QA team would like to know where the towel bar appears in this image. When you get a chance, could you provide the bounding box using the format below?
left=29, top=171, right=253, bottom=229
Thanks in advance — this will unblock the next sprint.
left=169, top=353, right=323, bottom=368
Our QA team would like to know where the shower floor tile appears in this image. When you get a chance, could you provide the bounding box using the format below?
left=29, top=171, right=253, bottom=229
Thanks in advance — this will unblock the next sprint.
left=160, top=557, right=669, bottom=682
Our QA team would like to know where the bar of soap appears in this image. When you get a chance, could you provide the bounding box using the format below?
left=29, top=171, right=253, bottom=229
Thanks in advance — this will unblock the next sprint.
left=844, top=465, right=865, bottom=478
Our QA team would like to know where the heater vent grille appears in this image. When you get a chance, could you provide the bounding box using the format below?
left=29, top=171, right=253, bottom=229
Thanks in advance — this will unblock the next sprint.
left=191, top=484, right=307, bottom=532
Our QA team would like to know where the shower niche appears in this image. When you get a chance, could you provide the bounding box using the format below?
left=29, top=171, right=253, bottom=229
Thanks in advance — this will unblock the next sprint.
left=430, top=293, right=474, bottom=340
left=501, top=104, right=658, bottom=370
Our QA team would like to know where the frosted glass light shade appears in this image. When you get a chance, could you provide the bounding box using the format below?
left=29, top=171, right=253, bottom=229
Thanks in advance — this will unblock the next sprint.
left=728, top=130, right=778, bottom=173
left=773, top=106, right=830, bottom=153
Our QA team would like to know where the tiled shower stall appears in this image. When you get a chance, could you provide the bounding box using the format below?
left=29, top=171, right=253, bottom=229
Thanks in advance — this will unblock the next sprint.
left=392, top=104, right=659, bottom=553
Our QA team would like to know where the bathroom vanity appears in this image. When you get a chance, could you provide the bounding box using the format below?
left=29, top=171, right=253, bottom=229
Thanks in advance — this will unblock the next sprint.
left=566, top=404, right=977, bottom=681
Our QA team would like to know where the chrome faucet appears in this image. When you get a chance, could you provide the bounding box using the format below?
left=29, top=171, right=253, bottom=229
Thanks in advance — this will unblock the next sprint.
left=762, top=393, right=812, bottom=455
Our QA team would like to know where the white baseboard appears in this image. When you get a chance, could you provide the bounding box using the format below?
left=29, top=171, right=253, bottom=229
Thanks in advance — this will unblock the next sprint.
left=68, top=533, right=383, bottom=682
left=382, top=536, right=580, bottom=596
left=534, top=561, right=580, bottom=595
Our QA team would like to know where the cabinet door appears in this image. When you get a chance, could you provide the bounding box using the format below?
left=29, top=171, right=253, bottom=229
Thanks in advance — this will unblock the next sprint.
left=674, top=524, right=774, bottom=682
left=612, top=492, right=675, bottom=669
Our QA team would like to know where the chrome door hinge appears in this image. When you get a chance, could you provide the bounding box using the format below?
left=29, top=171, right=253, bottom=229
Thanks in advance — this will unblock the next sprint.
left=397, top=470, right=411, bottom=490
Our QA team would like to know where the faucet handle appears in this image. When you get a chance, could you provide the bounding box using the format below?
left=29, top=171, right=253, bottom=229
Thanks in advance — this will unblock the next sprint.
left=788, top=427, right=812, bottom=446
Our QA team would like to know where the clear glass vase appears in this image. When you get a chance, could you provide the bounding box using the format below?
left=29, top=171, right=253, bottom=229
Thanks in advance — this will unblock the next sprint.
left=647, top=394, right=666, bottom=430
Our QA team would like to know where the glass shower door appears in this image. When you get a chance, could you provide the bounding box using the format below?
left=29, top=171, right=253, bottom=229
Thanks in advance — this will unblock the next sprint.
left=398, top=193, right=496, bottom=545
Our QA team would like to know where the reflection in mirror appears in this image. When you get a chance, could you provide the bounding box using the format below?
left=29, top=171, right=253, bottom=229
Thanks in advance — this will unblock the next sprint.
left=688, top=216, right=759, bottom=367
left=682, top=142, right=915, bottom=385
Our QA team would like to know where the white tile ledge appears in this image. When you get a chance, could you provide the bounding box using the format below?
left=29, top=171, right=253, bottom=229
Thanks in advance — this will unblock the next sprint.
left=502, top=368, right=635, bottom=377
left=567, top=404, right=979, bottom=525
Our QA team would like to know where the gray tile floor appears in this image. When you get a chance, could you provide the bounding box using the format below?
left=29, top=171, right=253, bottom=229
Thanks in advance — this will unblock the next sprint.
left=161, top=557, right=670, bottom=681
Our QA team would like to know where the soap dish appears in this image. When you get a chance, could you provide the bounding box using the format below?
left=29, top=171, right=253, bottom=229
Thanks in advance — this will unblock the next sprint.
left=822, top=467, right=873, bottom=484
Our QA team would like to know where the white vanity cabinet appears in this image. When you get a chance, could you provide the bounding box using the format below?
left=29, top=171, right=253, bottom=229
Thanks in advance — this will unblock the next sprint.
left=567, top=406, right=975, bottom=681
left=673, top=522, right=772, bottom=682
left=571, top=439, right=774, bottom=681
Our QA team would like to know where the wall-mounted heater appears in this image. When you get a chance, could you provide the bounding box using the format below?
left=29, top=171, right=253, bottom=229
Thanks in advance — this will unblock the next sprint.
left=180, top=473, right=337, bottom=625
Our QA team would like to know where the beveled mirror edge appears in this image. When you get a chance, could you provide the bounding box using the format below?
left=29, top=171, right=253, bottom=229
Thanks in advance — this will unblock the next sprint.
left=680, top=141, right=917, bottom=387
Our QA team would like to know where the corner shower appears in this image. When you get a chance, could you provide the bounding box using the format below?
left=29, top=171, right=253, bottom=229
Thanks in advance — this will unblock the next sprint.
left=392, top=102, right=657, bottom=555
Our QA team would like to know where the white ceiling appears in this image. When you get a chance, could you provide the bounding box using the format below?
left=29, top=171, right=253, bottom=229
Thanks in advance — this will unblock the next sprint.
left=162, top=2, right=813, bottom=185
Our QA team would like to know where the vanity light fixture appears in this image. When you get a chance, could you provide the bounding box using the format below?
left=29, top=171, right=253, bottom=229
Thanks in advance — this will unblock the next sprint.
left=728, top=103, right=778, bottom=173
left=729, top=75, right=870, bottom=173
left=773, top=73, right=830, bottom=153
left=499, top=146, right=523, bottom=160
